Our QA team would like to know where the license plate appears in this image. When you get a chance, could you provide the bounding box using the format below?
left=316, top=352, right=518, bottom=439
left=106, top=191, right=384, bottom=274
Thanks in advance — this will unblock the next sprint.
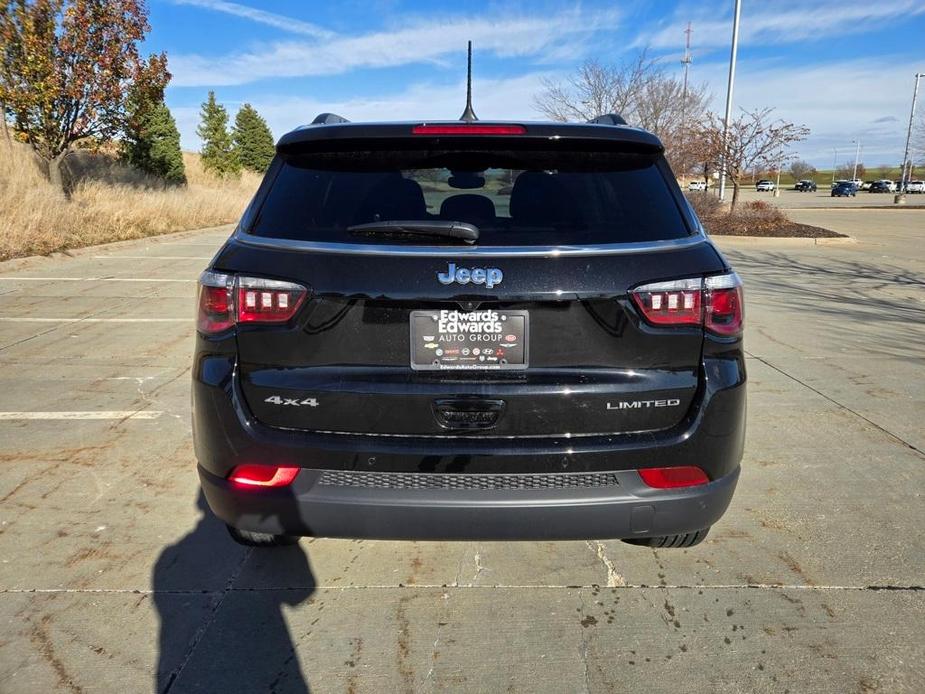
left=410, top=309, right=528, bottom=371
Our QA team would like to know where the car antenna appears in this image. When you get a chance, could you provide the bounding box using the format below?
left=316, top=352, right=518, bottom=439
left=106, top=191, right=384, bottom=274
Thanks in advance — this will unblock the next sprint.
left=459, top=41, right=478, bottom=122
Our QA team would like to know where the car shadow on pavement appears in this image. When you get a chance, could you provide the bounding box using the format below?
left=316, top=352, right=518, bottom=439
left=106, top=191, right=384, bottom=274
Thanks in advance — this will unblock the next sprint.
left=723, top=250, right=925, bottom=360
left=153, top=491, right=315, bottom=693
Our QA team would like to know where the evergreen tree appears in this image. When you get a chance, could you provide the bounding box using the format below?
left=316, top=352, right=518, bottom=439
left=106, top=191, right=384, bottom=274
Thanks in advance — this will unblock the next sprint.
left=196, top=91, right=240, bottom=177
left=124, top=100, right=186, bottom=185
left=232, top=104, right=275, bottom=173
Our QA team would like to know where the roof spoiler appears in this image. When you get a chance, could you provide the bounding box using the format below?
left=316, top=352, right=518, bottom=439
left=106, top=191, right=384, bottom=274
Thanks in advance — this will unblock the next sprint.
left=588, top=114, right=627, bottom=126
left=311, top=112, right=350, bottom=125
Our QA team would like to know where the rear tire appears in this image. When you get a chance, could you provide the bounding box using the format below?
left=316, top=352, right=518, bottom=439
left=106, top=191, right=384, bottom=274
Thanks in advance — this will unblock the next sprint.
left=622, top=527, right=710, bottom=549
left=226, top=524, right=299, bottom=547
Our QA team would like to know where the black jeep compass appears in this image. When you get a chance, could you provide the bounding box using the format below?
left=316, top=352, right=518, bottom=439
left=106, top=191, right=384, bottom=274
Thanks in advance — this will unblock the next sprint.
left=193, top=114, right=745, bottom=548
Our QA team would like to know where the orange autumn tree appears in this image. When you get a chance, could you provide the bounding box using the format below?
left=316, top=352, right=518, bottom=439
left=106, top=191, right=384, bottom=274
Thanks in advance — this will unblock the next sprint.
left=0, top=0, right=168, bottom=194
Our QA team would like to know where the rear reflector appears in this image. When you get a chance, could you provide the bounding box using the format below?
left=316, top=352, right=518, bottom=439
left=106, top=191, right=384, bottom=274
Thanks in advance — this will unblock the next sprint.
left=228, top=465, right=300, bottom=488
left=638, top=466, right=709, bottom=489
left=412, top=124, right=526, bottom=135
left=630, top=272, right=743, bottom=336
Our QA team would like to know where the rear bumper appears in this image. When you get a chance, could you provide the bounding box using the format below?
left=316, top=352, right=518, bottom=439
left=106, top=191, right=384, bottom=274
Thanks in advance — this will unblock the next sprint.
left=193, top=346, right=745, bottom=540
left=200, top=465, right=739, bottom=541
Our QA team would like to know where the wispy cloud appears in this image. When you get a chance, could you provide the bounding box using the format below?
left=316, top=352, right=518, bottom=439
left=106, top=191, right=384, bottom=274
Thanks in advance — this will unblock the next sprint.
left=691, top=56, right=916, bottom=164
left=171, top=0, right=334, bottom=39
left=168, top=8, right=621, bottom=87
left=637, top=1, right=925, bottom=50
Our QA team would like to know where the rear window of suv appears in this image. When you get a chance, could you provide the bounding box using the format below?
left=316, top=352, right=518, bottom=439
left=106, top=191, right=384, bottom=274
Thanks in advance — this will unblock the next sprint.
left=249, top=147, right=691, bottom=246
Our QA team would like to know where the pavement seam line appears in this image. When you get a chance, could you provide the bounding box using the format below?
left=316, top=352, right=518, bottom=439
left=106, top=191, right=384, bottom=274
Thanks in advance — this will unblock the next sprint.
left=746, top=350, right=924, bottom=456
left=3, top=583, right=922, bottom=594
left=0, top=280, right=174, bottom=352
left=160, top=547, right=253, bottom=694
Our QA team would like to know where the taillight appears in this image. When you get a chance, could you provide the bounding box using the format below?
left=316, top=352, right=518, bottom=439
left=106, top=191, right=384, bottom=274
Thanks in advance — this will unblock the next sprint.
left=704, top=274, right=744, bottom=336
left=197, top=271, right=233, bottom=334
left=228, top=464, right=300, bottom=488
left=412, top=124, right=526, bottom=135
left=629, top=277, right=702, bottom=326
left=237, top=277, right=307, bottom=324
left=197, top=272, right=308, bottom=335
left=638, top=466, right=709, bottom=488
left=630, top=272, right=743, bottom=336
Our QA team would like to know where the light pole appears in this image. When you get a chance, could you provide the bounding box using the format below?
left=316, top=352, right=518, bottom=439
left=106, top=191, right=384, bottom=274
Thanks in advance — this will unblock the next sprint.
left=898, top=73, right=923, bottom=199
left=851, top=139, right=861, bottom=182
left=718, top=0, right=741, bottom=203
left=774, top=150, right=782, bottom=197
left=832, top=148, right=837, bottom=184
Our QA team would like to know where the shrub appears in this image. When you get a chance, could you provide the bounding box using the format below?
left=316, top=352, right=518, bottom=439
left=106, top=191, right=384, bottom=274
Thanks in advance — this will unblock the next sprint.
left=684, top=191, right=723, bottom=220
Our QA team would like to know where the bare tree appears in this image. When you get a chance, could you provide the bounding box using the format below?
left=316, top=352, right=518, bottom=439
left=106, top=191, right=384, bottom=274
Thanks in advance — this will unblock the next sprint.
left=534, top=52, right=709, bottom=171
left=689, top=107, right=809, bottom=211
left=788, top=159, right=816, bottom=181
left=835, top=164, right=855, bottom=180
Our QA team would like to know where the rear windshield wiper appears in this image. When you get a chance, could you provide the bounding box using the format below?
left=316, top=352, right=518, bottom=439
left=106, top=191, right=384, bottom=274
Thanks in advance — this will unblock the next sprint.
left=347, top=220, right=479, bottom=244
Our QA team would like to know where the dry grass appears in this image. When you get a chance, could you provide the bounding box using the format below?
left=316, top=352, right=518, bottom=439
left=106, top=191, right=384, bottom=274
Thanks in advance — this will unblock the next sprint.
left=0, top=143, right=260, bottom=261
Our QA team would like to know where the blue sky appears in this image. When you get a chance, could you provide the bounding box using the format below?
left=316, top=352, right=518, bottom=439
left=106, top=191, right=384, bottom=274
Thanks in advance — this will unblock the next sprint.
left=147, top=0, right=925, bottom=168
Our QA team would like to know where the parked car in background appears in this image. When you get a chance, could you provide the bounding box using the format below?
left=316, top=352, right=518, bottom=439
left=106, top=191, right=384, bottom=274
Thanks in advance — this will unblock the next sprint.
left=906, top=180, right=925, bottom=193
left=756, top=180, right=775, bottom=192
left=850, top=179, right=864, bottom=190
left=868, top=181, right=892, bottom=193
left=794, top=180, right=817, bottom=192
left=876, top=179, right=896, bottom=192
left=860, top=181, right=874, bottom=191
left=831, top=181, right=857, bottom=197
left=687, top=180, right=708, bottom=191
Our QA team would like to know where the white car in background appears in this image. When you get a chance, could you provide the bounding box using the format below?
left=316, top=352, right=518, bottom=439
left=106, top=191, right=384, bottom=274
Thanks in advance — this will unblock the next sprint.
left=906, top=180, right=925, bottom=193
left=876, top=180, right=896, bottom=192
left=756, top=179, right=775, bottom=192
left=687, top=180, right=708, bottom=191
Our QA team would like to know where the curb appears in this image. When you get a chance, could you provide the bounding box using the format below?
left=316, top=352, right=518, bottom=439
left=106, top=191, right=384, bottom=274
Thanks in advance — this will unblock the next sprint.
left=779, top=206, right=925, bottom=212
left=711, top=235, right=855, bottom=247
left=0, top=223, right=235, bottom=273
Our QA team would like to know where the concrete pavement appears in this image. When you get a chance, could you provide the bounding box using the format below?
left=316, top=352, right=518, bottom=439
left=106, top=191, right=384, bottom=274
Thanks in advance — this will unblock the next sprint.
left=0, top=211, right=923, bottom=693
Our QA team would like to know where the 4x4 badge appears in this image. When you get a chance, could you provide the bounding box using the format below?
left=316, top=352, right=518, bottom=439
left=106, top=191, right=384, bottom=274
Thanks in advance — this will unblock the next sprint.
left=264, top=396, right=319, bottom=407
left=437, top=262, right=503, bottom=289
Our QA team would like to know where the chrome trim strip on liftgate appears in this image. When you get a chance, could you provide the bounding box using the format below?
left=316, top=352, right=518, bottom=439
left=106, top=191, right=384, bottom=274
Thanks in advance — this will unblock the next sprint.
left=231, top=227, right=708, bottom=258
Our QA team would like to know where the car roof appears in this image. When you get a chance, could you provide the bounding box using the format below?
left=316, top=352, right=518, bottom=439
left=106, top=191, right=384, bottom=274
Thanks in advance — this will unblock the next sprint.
left=276, top=119, right=664, bottom=154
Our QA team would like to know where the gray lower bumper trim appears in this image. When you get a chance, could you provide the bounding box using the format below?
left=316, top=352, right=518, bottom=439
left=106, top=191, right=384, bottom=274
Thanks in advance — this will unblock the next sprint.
left=200, top=466, right=740, bottom=541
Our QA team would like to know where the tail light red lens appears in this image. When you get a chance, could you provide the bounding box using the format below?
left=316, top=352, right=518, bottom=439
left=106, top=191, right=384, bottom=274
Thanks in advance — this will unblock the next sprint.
left=704, top=275, right=744, bottom=336
left=228, top=465, right=300, bottom=488
left=638, top=466, right=709, bottom=489
left=412, top=124, right=526, bottom=135
left=629, top=277, right=702, bottom=326
left=197, top=272, right=234, bottom=333
left=197, top=272, right=308, bottom=335
left=630, top=273, right=743, bottom=336
left=237, top=277, right=307, bottom=324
